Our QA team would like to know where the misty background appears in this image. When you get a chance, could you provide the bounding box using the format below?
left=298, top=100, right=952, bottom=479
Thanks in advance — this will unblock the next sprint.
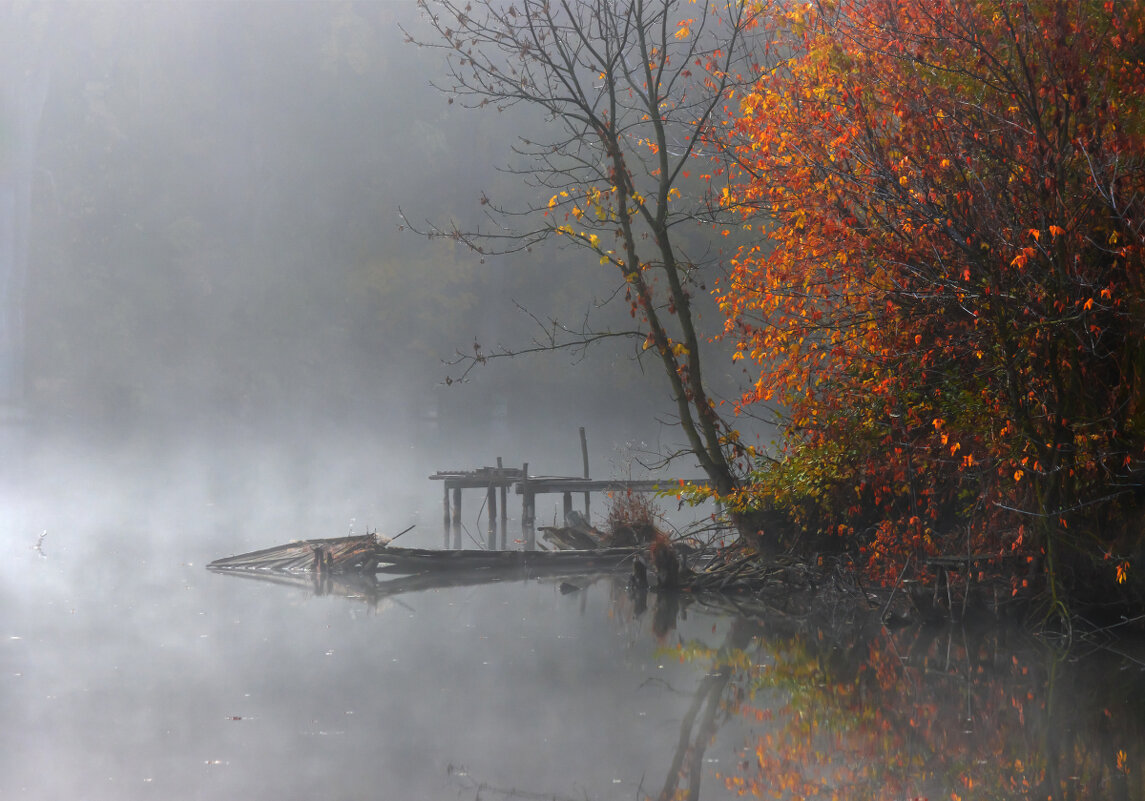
left=3, top=12, right=751, bottom=792
left=7, top=0, right=753, bottom=489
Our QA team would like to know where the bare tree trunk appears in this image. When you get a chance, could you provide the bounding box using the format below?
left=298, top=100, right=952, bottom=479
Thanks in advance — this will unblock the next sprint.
left=403, top=0, right=775, bottom=539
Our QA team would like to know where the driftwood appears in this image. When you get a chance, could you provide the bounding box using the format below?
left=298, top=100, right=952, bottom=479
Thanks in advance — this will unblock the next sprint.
left=539, top=525, right=602, bottom=550
left=207, top=534, right=641, bottom=577
left=207, top=561, right=627, bottom=610
left=207, top=534, right=380, bottom=573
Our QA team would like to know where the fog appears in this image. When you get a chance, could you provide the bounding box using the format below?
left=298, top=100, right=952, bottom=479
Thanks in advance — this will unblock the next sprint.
left=7, top=0, right=718, bottom=466
left=6, top=7, right=1145, bottom=800
left=2, top=8, right=745, bottom=795
left=1, top=6, right=738, bottom=793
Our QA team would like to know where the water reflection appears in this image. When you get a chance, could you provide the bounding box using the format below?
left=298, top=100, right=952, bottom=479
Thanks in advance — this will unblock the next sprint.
left=691, top=608, right=1145, bottom=801
left=208, top=556, right=1145, bottom=801
left=442, top=516, right=534, bottom=552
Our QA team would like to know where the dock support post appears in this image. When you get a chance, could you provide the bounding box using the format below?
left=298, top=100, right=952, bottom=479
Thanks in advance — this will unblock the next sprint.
left=521, top=462, right=534, bottom=525
left=579, top=427, right=591, bottom=520
left=452, top=485, right=461, bottom=527
left=487, top=481, right=496, bottom=527
left=442, top=482, right=450, bottom=529
left=563, top=491, right=573, bottom=522
left=497, top=456, right=507, bottom=522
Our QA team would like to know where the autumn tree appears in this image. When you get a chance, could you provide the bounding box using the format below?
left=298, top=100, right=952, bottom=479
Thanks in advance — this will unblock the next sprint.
left=403, top=0, right=779, bottom=523
left=718, top=0, right=1145, bottom=609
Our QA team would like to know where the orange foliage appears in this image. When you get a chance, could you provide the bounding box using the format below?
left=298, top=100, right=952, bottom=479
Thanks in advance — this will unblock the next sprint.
left=716, top=0, right=1145, bottom=597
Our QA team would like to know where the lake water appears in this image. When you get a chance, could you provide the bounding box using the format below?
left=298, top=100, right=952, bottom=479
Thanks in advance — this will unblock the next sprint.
left=4, top=439, right=1145, bottom=800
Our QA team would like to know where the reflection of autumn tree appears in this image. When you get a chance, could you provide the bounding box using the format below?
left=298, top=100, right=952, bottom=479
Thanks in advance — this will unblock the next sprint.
left=719, top=621, right=1144, bottom=801
left=656, top=617, right=764, bottom=801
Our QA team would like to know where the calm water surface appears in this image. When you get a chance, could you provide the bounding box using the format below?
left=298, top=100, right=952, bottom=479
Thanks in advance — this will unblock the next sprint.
left=4, top=448, right=1145, bottom=801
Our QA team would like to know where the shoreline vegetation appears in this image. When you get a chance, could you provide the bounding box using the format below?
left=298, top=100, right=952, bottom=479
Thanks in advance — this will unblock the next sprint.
left=580, top=497, right=1145, bottom=638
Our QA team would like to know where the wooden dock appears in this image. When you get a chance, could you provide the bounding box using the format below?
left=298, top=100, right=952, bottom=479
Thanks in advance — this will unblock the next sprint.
left=430, top=466, right=708, bottom=526
left=516, top=476, right=704, bottom=524
left=430, top=459, right=523, bottom=527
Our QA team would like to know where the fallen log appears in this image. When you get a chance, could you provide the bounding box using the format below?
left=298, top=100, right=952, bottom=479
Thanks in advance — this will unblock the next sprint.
left=375, top=544, right=640, bottom=574
left=207, top=534, right=641, bottom=577
left=207, top=534, right=380, bottom=573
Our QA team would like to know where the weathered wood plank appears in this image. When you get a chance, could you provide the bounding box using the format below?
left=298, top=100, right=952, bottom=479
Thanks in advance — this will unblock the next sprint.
left=515, top=478, right=709, bottom=494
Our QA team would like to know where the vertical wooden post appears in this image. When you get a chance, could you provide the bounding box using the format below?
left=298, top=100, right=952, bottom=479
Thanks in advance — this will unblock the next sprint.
left=487, top=481, right=496, bottom=528
left=442, top=482, right=450, bottom=529
left=521, top=462, right=532, bottom=524
left=579, top=426, right=591, bottom=519
left=497, top=456, right=507, bottom=522
left=452, top=485, right=461, bottom=527
left=563, top=491, right=573, bottom=522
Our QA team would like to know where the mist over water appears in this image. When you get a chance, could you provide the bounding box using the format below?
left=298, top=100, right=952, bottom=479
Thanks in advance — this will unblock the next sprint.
left=5, top=4, right=1145, bottom=800
left=2, top=430, right=740, bottom=801
left=7, top=438, right=1145, bottom=801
